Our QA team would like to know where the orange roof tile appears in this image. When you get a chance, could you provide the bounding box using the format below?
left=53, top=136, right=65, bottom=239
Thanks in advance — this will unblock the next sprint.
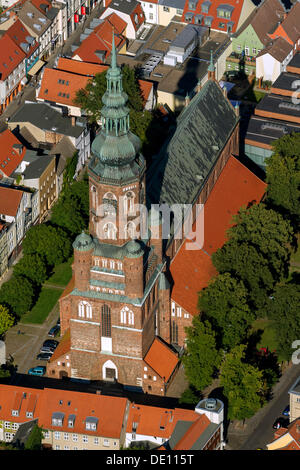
left=37, top=68, right=90, bottom=107
left=49, top=329, right=70, bottom=363
left=170, top=155, right=267, bottom=316
left=0, top=385, right=43, bottom=423
left=60, top=276, right=75, bottom=300
left=173, top=414, right=211, bottom=450
left=72, top=13, right=127, bottom=63
left=126, top=402, right=199, bottom=438
left=0, top=34, right=26, bottom=81
left=56, top=58, right=108, bottom=76
left=139, top=79, right=153, bottom=104
left=5, top=18, right=38, bottom=58
left=0, top=186, right=24, bottom=217
left=0, top=129, right=26, bottom=177
left=38, top=388, right=128, bottom=438
left=144, top=338, right=178, bottom=381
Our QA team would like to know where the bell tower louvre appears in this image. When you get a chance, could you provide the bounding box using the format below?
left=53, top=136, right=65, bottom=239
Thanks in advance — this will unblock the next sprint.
left=47, top=34, right=178, bottom=395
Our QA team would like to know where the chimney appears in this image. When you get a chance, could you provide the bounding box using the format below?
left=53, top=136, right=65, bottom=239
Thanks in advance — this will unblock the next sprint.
left=71, top=116, right=76, bottom=126
left=185, top=92, right=190, bottom=107
left=196, top=79, right=201, bottom=93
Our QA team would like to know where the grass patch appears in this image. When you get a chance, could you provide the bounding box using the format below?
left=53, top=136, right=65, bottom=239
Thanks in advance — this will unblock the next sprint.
left=21, top=287, right=63, bottom=324
left=243, top=89, right=267, bottom=103
left=45, top=256, right=73, bottom=287
left=251, top=318, right=285, bottom=362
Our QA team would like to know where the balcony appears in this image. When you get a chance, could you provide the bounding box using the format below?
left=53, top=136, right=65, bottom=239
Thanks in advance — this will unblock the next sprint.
left=227, top=51, right=256, bottom=66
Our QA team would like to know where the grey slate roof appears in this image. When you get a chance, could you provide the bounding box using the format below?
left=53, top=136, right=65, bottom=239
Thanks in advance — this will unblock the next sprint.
left=255, top=93, right=300, bottom=119
left=159, top=0, right=186, bottom=9
left=272, top=72, right=300, bottom=92
left=18, top=1, right=51, bottom=38
left=246, top=116, right=300, bottom=147
left=12, top=419, right=38, bottom=449
left=147, top=79, right=238, bottom=206
left=108, top=0, right=139, bottom=15
left=23, top=155, right=54, bottom=179
left=51, top=135, right=77, bottom=176
left=168, top=419, right=219, bottom=450
left=287, top=52, right=300, bottom=70
left=10, top=102, right=84, bottom=139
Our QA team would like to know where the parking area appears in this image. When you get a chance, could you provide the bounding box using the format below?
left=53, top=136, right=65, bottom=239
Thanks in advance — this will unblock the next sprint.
left=5, top=300, right=61, bottom=375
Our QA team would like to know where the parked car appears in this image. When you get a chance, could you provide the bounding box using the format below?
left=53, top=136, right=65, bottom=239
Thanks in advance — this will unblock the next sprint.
left=282, top=405, right=290, bottom=417
left=40, top=346, right=55, bottom=354
left=43, top=339, right=58, bottom=349
left=273, top=417, right=288, bottom=429
left=36, top=353, right=52, bottom=361
left=48, top=325, right=60, bottom=337
left=28, top=366, right=46, bottom=376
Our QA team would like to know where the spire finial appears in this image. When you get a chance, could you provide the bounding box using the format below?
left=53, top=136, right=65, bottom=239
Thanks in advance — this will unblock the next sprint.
left=111, top=29, right=117, bottom=69
left=208, top=49, right=214, bottom=72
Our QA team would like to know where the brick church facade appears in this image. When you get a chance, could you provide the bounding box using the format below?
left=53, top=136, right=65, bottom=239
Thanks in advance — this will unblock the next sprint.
left=47, top=38, right=243, bottom=395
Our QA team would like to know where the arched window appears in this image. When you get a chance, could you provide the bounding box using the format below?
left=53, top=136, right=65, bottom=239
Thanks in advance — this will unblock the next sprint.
left=123, top=191, right=135, bottom=215
left=101, top=304, right=111, bottom=337
left=120, top=306, right=134, bottom=326
left=103, top=192, right=117, bottom=216
left=91, top=185, right=97, bottom=209
left=103, top=222, right=117, bottom=240
left=128, top=310, right=134, bottom=326
left=78, top=301, right=92, bottom=319
left=125, top=221, right=136, bottom=239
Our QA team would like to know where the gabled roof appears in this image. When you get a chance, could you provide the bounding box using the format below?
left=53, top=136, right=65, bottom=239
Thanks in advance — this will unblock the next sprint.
left=73, top=13, right=127, bottom=63
left=170, top=414, right=218, bottom=450
left=17, top=0, right=51, bottom=38
left=144, top=338, right=178, bottom=381
left=0, top=385, right=42, bottom=423
left=37, top=67, right=90, bottom=107
left=0, top=186, right=24, bottom=217
left=170, top=155, right=266, bottom=315
left=49, top=329, right=70, bottom=363
left=5, top=18, right=38, bottom=58
left=257, top=36, right=293, bottom=61
left=23, top=154, right=54, bottom=180
left=268, top=418, right=300, bottom=450
left=0, top=129, right=26, bottom=177
left=56, top=57, right=108, bottom=76
left=271, top=1, right=300, bottom=43
left=0, top=34, right=26, bottom=81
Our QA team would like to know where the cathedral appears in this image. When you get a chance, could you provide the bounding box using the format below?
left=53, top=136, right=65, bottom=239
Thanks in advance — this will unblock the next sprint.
left=47, top=35, right=241, bottom=395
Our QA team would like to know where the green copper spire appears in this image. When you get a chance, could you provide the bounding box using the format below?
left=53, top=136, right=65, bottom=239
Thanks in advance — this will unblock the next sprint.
left=89, top=33, right=145, bottom=184
left=208, top=49, right=215, bottom=73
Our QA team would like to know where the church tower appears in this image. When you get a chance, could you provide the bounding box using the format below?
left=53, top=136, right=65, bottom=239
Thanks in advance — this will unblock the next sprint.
left=53, top=34, right=177, bottom=394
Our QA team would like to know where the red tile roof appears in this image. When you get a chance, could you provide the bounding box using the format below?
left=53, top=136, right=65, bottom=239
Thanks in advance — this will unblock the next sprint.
left=37, top=67, right=90, bottom=107
left=5, top=18, right=38, bottom=58
left=72, top=13, right=127, bottom=63
left=173, top=414, right=211, bottom=450
left=0, top=34, right=25, bottom=81
left=181, top=0, right=246, bottom=33
left=0, top=186, right=24, bottom=217
left=49, top=329, right=70, bottom=363
left=139, top=79, right=153, bottom=105
left=170, top=155, right=267, bottom=315
left=56, top=58, right=108, bottom=76
left=0, top=385, right=43, bottom=423
left=38, top=388, right=128, bottom=438
left=144, top=338, right=178, bottom=381
left=126, top=402, right=199, bottom=438
left=0, top=129, right=26, bottom=177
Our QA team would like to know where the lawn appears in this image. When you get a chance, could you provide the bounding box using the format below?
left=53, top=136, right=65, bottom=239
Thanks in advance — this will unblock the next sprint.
left=243, top=88, right=267, bottom=103
left=21, top=287, right=63, bottom=324
left=45, top=256, right=73, bottom=287
left=251, top=318, right=286, bottom=362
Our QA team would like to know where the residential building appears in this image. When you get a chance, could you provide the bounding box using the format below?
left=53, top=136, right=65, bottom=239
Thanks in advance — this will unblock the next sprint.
left=0, top=34, right=26, bottom=114
left=157, top=0, right=185, bottom=27
left=288, top=376, right=300, bottom=423
left=8, top=101, right=90, bottom=175
left=51, top=136, right=77, bottom=194
left=226, top=0, right=286, bottom=76
left=138, top=0, right=159, bottom=24
left=0, top=129, right=26, bottom=179
left=46, top=37, right=242, bottom=392
left=72, top=14, right=127, bottom=62
left=267, top=1, right=300, bottom=52
left=256, top=36, right=294, bottom=83
left=21, top=154, right=57, bottom=222
left=0, top=222, right=9, bottom=279
left=244, top=52, right=300, bottom=169
left=0, top=185, right=36, bottom=262
left=267, top=418, right=300, bottom=450
left=100, top=0, right=145, bottom=39
left=181, top=0, right=256, bottom=34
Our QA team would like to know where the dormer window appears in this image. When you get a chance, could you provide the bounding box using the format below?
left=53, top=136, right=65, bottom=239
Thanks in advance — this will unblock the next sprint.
left=201, top=0, right=211, bottom=13
left=11, top=410, right=19, bottom=417
left=52, top=412, right=65, bottom=426
left=188, top=1, right=197, bottom=10
left=26, top=411, right=33, bottom=418
left=68, top=414, right=75, bottom=428
left=85, top=417, right=98, bottom=431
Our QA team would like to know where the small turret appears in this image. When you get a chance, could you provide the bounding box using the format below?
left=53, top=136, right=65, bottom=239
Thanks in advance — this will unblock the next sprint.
left=124, top=240, right=144, bottom=298
left=73, top=231, right=94, bottom=291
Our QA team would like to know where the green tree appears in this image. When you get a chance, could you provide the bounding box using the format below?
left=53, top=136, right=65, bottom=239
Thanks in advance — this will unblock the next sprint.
left=199, top=273, right=254, bottom=350
left=0, top=276, right=34, bottom=317
left=0, top=304, right=14, bottom=336
left=265, top=133, right=300, bottom=230
left=220, top=345, right=265, bottom=421
left=24, top=424, right=43, bottom=450
left=267, top=282, right=300, bottom=361
left=63, top=151, right=79, bottom=186
left=51, top=179, right=89, bottom=236
left=227, top=204, right=294, bottom=279
left=182, top=318, right=221, bottom=391
left=22, top=224, right=72, bottom=267
left=13, top=254, right=48, bottom=286
left=212, top=242, right=276, bottom=313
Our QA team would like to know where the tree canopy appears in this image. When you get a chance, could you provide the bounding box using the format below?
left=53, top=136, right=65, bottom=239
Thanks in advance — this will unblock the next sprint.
left=199, top=273, right=254, bottom=350
left=220, top=345, right=265, bottom=421
left=266, top=132, right=300, bottom=230
left=0, top=276, right=34, bottom=317
left=0, top=305, right=14, bottom=337
left=182, top=318, right=221, bottom=391
left=13, top=253, right=48, bottom=286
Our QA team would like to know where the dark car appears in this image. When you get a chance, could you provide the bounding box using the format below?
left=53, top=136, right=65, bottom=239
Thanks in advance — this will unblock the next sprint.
left=48, top=325, right=60, bottom=337
left=36, top=353, right=52, bottom=361
left=282, top=405, right=290, bottom=417
left=273, top=417, right=288, bottom=429
left=40, top=346, right=55, bottom=354
left=43, top=339, right=58, bottom=349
